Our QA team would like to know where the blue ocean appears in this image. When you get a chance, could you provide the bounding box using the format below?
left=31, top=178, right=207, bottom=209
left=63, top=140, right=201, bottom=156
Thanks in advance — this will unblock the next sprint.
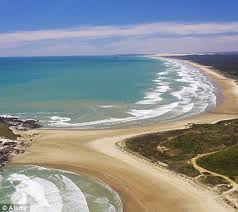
left=0, top=55, right=217, bottom=128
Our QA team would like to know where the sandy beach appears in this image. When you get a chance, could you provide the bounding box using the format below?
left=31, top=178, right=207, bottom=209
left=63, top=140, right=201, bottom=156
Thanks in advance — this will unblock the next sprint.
left=10, top=57, right=238, bottom=212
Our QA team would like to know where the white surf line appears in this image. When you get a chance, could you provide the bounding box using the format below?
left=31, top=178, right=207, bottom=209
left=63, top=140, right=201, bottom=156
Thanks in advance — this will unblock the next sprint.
left=48, top=56, right=217, bottom=128
left=7, top=172, right=90, bottom=212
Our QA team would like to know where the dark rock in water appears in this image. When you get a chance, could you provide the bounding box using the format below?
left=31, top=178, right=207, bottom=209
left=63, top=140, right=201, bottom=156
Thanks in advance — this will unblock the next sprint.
left=0, top=153, right=8, bottom=162
left=3, top=141, right=17, bottom=147
left=20, top=119, right=42, bottom=130
left=0, top=151, right=9, bottom=171
left=0, top=116, right=42, bottom=130
left=0, top=147, right=14, bottom=154
left=15, top=149, right=25, bottom=154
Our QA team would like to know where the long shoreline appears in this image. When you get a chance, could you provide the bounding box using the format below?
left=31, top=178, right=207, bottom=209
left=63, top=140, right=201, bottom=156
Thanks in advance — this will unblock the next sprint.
left=9, top=57, right=238, bottom=211
left=42, top=55, right=235, bottom=131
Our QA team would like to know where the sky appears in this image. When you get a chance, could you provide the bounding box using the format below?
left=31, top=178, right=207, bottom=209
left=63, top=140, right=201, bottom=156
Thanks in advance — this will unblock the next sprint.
left=0, top=0, right=238, bottom=56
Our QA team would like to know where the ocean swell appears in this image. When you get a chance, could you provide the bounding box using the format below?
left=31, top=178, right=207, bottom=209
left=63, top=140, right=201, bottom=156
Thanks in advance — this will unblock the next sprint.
left=47, top=58, right=217, bottom=128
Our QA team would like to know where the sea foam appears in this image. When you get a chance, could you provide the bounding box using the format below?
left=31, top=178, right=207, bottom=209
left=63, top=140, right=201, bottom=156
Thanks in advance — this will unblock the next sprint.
left=7, top=173, right=90, bottom=212
left=1, top=165, right=123, bottom=212
left=48, top=58, right=217, bottom=128
left=8, top=174, right=62, bottom=211
left=57, top=175, right=89, bottom=212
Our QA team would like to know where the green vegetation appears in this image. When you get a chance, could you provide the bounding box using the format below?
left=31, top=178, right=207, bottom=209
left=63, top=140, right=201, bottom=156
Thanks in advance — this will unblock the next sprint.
left=125, top=119, right=238, bottom=178
left=0, top=124, right=18, bottom=140
left=171, top=54, right=238, bottom=79
left=169, top=162, right=200, bottom=177
left=198, top=175, right=229, bottom=186
left=197, top=145, right=238, bottom=182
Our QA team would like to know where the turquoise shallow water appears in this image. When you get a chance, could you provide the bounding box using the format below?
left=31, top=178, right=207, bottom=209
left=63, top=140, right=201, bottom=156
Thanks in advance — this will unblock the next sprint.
left=0, top=165, right=123, bottom=212
left=0, top=55, right=217, bottom=128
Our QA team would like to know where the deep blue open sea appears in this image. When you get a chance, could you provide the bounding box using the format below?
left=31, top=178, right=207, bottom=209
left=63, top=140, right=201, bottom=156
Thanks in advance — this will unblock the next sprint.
left=0, top=55, right=217, bottom=128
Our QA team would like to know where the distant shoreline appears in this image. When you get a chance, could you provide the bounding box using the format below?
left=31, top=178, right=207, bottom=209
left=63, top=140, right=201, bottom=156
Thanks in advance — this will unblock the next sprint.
left=41, top=55, right=221, bottom=130
left=42, top=54, right=238, bottom=131
left=0, top=55, right=222, bottom=129
left=9, top=55, right=238, bottom=212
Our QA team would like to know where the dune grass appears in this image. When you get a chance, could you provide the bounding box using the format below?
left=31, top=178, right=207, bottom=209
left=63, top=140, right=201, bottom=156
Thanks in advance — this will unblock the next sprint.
left=125, top=119, right=238, bottom=178
left=197, top=145, right=238, bottom=181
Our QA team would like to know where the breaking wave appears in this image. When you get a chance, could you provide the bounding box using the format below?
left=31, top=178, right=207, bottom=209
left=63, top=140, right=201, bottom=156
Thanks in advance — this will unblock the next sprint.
left=47, top=58, right=217, bottom=128
left=0, top=165, right=123, bottom=212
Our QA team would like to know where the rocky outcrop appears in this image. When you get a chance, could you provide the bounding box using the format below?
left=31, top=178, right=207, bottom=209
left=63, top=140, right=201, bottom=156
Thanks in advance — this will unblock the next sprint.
left=0, top=116, right=39, bottom=174
left=0, top=115, right=42, bottom=130
left=0, top=116, right=40, bottom=173
left=0, top=137, right=26, bottom=173
left=0, top=116, right=42, bottom=173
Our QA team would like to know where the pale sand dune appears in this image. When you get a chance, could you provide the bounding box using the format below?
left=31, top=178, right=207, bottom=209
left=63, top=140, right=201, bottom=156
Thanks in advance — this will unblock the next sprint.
left=10, top=58, right=238, bottom=212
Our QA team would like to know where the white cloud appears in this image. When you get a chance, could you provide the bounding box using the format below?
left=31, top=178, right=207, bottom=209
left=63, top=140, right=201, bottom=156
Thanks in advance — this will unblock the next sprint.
left=0, top=22, right=238, bottom=56
left=104, top=35, right=238, bottom=54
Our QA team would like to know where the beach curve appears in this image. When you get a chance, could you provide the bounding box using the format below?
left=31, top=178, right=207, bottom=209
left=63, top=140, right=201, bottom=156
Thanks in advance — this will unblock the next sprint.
left=9, top=57, right=238, bottom=212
